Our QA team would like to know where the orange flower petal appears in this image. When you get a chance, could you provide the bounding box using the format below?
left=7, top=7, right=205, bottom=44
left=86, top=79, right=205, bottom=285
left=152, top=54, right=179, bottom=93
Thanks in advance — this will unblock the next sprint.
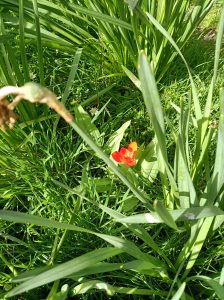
left=112, top=151, right=122, bottom=162
left=123, top=157, right=136, bottom=166
left=111, top=142, right=138, bottom=167
left=128, top=141, right=138, bottom=152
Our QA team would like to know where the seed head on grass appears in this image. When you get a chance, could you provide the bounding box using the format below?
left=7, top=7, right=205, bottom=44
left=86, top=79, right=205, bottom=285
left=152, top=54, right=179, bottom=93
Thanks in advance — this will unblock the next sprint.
left=0, top=82, right=74, bottom=130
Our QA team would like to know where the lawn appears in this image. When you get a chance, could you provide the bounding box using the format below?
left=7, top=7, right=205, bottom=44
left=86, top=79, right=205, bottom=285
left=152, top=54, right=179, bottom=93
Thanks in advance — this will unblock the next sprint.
left=0, top=1, right=224, bottom=299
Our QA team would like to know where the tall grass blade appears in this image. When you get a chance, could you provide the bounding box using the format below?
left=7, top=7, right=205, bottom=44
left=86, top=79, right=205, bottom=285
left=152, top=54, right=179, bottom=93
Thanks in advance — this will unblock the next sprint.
left=138, top=51, right=177, bottom=204
left=188, top=275, right=224, bottom=300
left=52, top=48, right=82, bottom=134
left=19, top=0, right=29, bottom=82
left=140, top=10, right=201, bottom=121
left=31, top=0, right=44, bottom=85
left=170, top=282, right=186, bottom=300
left=7, top=248, right=122, bottom=297
left=206, top=89, right=224, bottom=205
left=154, top=200, right=178, bottom=230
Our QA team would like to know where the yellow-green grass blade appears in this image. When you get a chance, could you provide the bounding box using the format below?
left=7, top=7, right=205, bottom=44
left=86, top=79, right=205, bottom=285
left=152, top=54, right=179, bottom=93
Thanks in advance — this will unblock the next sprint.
left=170, top=282, right=186, bottom=300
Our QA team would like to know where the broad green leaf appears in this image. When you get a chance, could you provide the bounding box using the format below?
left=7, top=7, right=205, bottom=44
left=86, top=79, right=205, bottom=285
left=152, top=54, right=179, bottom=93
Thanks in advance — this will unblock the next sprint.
left=52, top=284, right=69, bottom=300
left=220, top=266, right=224, bottom=285
left=143, top=11, right=201, bottom=121
left=121, top=65, right=141, bottom=90
left=13, top=266, right=51, bottom=283
left=0, top=209, right=91, bottom=233
left=7, top=248, right=122, bottom=297
left=176, top=134, right=197, bottom=208
left=122, top=259, right=166, bottom=276
left=96, top=233, right=166, bottom=268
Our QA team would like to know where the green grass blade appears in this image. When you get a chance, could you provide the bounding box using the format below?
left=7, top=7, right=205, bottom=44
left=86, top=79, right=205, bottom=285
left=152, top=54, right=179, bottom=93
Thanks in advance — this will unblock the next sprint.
left=170, top=282, right=186, bottom=300
left=154, top=200, right=178, bottom=230
left=31, top=0, right=44, bottom=85
left=99, top=204, right=174, bottom=269
left=204, top=3, right=224, bottom=120
left=7, top=247, right=122, bottom=297
left=206, top=89, right=224, bottom=205
left=112, top=206, right=224, bottom=224
left=140, top=10, right=201, bottom=121
left=0, top=210, right=90, bottom=233
left=187, top=275, right=224, bottom=300
left=19, top=0, right=29, bottom=81
left=182, top=217, right=214, bottom=279
left=52, top=48, right=82, bottom=134
left=138, top=51, right=177, bottom=203
left=81, top=83, right=116, bottom=107
left=71, top=280, right=168, bottom=296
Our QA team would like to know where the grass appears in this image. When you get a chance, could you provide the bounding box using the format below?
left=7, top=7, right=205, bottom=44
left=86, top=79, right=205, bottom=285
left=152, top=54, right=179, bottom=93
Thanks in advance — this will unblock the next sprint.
left=0, top=3, right=224, bottom=300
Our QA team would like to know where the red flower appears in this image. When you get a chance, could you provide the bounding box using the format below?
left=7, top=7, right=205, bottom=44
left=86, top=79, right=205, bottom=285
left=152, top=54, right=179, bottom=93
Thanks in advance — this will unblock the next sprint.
left=112, top=141, right=138, bottom=167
